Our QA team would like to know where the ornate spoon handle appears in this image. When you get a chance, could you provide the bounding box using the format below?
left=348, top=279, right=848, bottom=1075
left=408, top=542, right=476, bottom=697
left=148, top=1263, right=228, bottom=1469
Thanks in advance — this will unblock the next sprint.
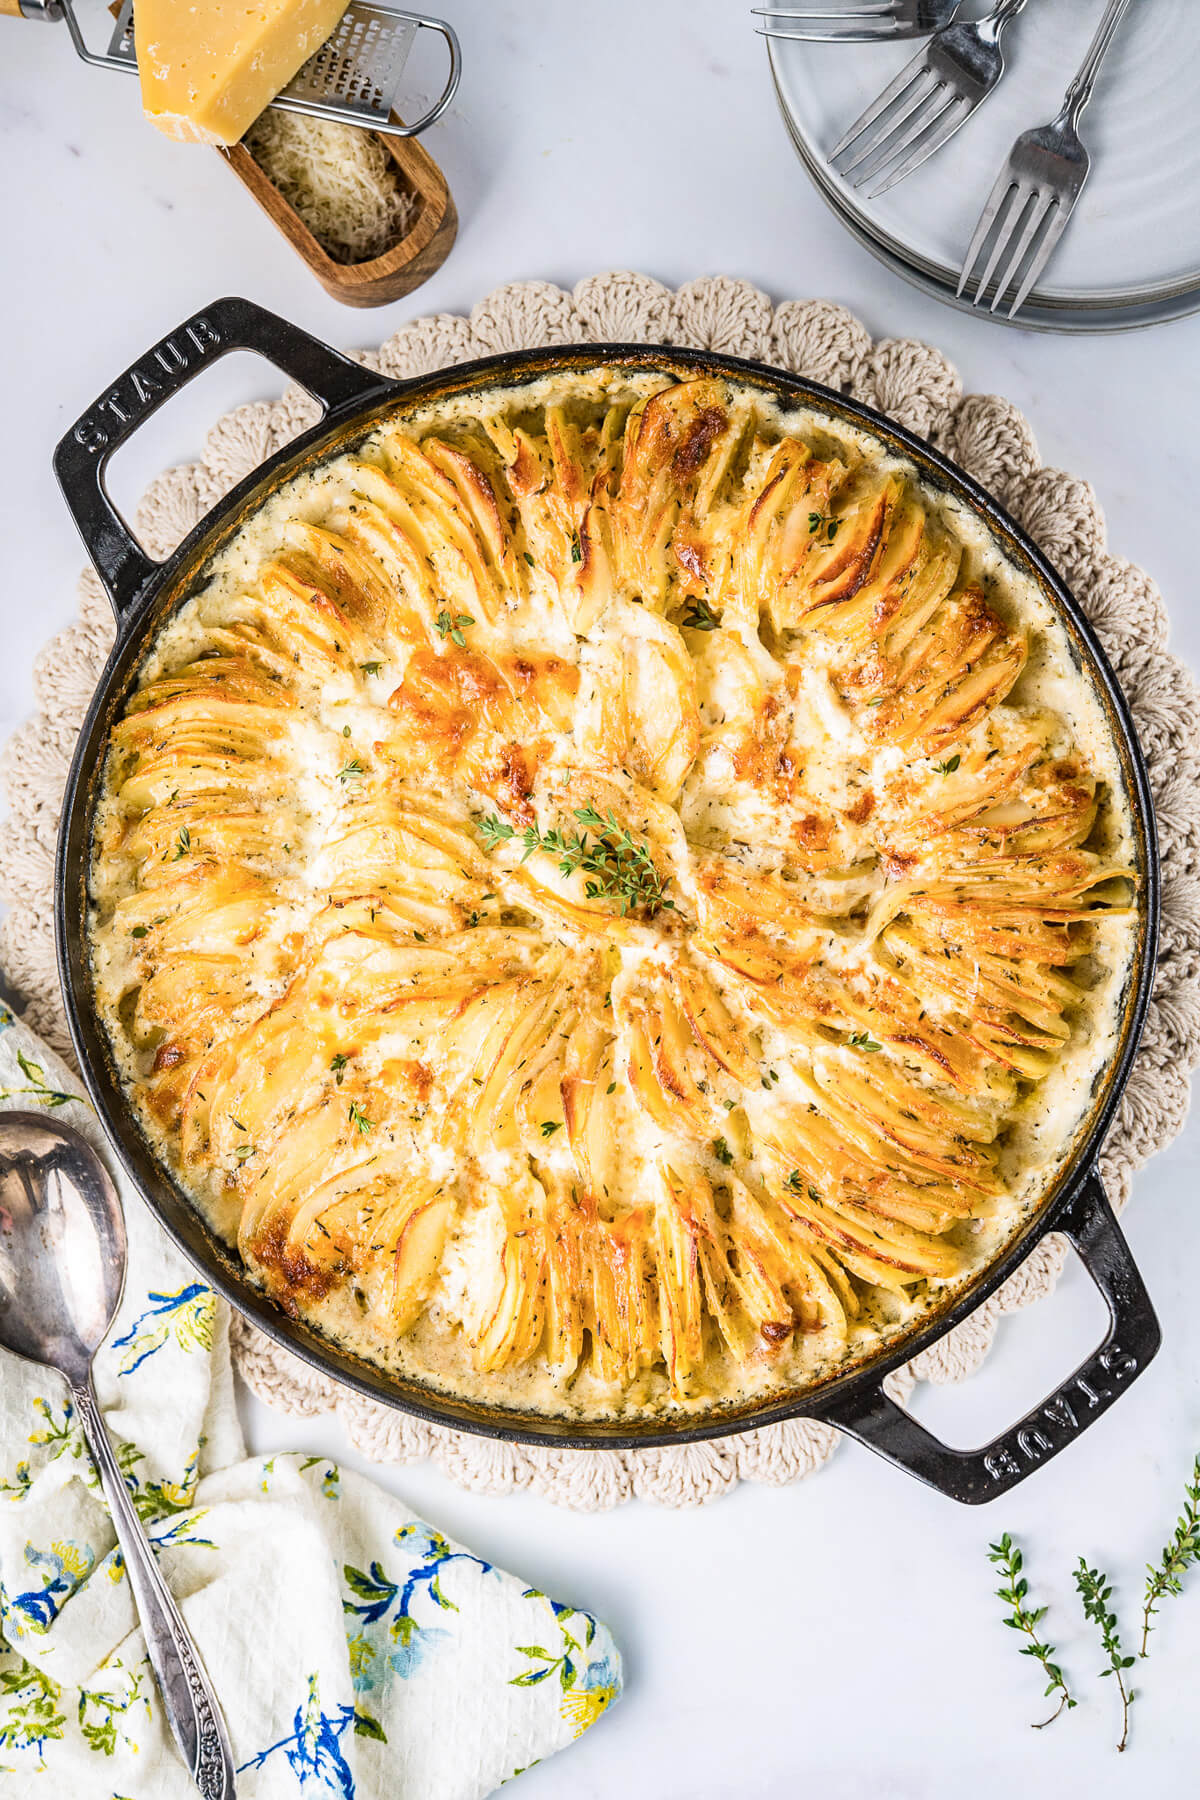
left=72, top=1375, right=237, bottom=1798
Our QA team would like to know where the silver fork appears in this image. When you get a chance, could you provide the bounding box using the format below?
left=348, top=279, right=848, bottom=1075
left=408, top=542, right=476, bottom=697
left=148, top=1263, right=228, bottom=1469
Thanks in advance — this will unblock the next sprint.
left=829, top=0, right=1028, bottom=199
left=753, top=0, right=959, bottom=44
left=957, top=0, right=1136, bottom=319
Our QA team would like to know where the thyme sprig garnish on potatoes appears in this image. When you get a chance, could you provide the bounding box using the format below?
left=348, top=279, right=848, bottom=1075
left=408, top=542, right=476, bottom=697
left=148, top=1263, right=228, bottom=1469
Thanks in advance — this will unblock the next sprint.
left=478, top=807, right=675, bottom=918
left=987, top=1534, right=1076, bottom=1729
left=1141, top=1452, right=1200, bottom=1656
left=680, top=596, right=720, bottom=631
left=434, top=609, right=475, bottom=647
left=1074, top=1560, right=1135, bottom=1752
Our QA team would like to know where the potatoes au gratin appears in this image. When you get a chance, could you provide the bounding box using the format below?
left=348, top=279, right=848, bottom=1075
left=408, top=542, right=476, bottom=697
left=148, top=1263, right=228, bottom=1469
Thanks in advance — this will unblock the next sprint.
left=88, top=366, right=1137, bottom=1420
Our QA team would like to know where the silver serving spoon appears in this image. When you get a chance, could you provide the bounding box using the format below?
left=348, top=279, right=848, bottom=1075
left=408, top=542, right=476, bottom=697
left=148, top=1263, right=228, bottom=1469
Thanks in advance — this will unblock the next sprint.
left=0, top=1113, right=236, bottom=1798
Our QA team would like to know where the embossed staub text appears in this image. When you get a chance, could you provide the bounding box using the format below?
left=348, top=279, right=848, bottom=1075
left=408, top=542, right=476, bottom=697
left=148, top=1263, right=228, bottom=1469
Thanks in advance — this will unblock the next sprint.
left=72, top=317, right=222, bottom=455
left=983, top=1343, right=1139, bottom=1483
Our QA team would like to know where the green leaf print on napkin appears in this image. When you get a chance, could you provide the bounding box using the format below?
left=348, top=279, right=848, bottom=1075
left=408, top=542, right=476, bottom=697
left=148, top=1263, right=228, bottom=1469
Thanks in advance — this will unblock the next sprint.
left=511, top=1591, right=620, bottom=1736
left=342, top=1523, right=495, bottom=1689
left=0, top=1050, right=79, bottom=1111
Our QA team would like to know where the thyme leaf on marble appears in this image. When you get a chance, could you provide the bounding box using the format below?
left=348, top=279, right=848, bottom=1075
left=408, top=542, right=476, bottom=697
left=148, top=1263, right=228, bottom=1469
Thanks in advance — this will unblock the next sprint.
left=1074, top=1559, right=1135, bottom=1751
left=1141, top=1453, right=1200, bottom=1657
left=987, top=1534, right=1076, bottom=1730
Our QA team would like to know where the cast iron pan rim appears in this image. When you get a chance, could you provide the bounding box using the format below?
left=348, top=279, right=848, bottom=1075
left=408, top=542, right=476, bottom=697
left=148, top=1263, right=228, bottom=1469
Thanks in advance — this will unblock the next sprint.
left=55, top=337, right=1160, bottom=1451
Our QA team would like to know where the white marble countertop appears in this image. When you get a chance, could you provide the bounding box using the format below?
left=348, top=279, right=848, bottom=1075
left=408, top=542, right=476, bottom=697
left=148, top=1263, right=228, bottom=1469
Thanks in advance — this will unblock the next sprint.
left=4, top=3, right=1200, bottom=1795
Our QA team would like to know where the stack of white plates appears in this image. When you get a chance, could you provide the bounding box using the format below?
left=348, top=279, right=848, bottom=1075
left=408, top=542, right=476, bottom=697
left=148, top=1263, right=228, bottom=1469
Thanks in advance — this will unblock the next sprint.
left=768, top=0, right=1200, bottom=331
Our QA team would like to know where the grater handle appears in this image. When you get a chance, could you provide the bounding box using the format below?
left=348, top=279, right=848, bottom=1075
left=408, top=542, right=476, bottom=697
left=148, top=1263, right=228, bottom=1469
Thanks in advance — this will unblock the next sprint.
left=269, top=13, right=461, bottom=138
left=53, top=296, right=395, bottom=621
left=379, top=14, right=460, bottom=137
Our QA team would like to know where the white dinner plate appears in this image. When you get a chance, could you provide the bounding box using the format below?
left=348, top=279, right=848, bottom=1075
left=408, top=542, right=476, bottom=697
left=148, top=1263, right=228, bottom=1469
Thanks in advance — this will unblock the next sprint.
left=768, top=0, right=1200, bottom=331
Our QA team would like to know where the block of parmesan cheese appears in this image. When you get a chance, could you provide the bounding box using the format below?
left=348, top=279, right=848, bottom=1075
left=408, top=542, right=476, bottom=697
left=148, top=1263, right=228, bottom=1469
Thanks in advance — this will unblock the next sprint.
left=135, top=0, right=350, bottom=146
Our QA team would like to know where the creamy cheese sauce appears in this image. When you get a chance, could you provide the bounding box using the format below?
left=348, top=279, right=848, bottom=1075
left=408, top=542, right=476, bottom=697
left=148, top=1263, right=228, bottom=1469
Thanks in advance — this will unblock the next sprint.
left=87, top=367, right=1139, bottom=1421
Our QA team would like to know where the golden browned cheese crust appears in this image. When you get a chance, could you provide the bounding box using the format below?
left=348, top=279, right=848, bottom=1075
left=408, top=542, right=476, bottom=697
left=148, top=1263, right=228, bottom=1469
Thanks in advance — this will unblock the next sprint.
left=87, top=369, right=1136, bottom=1419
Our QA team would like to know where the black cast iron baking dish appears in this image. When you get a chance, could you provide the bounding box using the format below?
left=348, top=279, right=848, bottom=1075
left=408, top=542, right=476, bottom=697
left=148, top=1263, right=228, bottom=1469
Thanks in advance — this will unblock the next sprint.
left=52, top=297, right=1162, bottom=1502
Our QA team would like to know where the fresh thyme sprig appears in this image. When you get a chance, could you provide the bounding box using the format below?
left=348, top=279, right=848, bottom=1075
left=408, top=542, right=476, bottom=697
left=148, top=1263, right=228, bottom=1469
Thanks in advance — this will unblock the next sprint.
left=434, top=609, right=475, bottom=647
left=987, top=1534, right=1076, bottom=1729
left=1141, top=1452, right=1200, bottom=1657
left=1074, top=1559, right=1135, bottom=1752
left=477, top=806, right=675, bottom=918
left=681, top=597, right=720, bottom=631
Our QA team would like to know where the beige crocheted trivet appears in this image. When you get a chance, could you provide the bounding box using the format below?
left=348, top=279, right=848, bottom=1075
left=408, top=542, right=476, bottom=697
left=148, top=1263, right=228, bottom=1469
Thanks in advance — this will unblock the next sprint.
left=6, top=273, right=1199, bottom=1511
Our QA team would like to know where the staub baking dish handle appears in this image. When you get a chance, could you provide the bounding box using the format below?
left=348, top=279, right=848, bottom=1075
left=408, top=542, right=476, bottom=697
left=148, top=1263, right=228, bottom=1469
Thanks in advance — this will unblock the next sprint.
left=53, top=296, right=395, bottom=621
left=809, top=1169, right=1161, bottom=1503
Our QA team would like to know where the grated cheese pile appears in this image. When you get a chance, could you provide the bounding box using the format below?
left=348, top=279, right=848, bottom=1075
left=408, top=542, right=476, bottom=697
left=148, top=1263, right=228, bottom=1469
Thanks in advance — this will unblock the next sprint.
left=244, top=112, right=417, bottom=264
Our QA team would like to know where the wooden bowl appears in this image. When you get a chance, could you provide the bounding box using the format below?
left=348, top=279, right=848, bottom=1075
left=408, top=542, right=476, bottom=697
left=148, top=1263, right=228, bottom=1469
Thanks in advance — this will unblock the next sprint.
left=218, top=122, right=457, bottom=308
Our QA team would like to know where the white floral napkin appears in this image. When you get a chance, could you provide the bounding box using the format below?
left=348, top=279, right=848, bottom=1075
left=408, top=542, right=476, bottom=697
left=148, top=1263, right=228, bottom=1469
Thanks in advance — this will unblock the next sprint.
left=0, top=1007, right=621, bottom=1796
